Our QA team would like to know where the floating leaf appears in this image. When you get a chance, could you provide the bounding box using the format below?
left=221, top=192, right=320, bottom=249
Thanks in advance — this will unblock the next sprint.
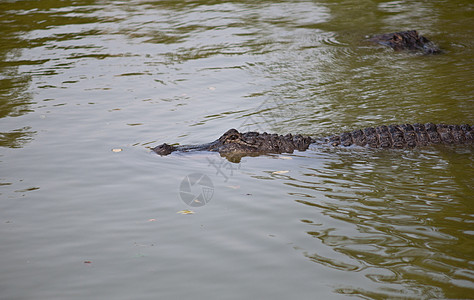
left=177, top=210, right=194, bottom=215
left=426, top=193, right=438, bottom=197
left=272, top=170, right=289, bottom=174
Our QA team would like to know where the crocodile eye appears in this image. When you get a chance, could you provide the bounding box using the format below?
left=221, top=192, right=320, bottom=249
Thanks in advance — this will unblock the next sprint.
left=228, top=134, right=238, bottom=140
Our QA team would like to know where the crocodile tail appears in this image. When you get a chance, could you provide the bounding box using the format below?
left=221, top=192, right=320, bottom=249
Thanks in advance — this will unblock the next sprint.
left=328, top=123, right=473, bottom=148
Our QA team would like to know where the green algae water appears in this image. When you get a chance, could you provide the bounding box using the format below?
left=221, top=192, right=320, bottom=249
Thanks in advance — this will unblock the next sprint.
left=0, top=1, right=473, bottom=299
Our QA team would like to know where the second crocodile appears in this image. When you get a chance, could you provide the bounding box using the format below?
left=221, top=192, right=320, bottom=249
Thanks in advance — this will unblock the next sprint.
left=368, top=30, right=441, bottom=54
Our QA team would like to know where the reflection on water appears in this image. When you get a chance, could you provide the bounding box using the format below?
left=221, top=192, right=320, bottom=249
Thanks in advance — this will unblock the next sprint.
left=0, top=126, right=36, bottom=148
left=291, top=147, right=474, bottom=298
left=0, top=0, right=473, bottom=299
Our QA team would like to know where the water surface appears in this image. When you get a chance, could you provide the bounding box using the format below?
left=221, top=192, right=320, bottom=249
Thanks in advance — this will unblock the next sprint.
left=1, top=0, right=473, bottom=299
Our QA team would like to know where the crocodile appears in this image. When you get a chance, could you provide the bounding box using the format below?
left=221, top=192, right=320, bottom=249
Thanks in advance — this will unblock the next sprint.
left=368, top=30, right=441, bottom=54
left=153, top=123, right=473, bottom=162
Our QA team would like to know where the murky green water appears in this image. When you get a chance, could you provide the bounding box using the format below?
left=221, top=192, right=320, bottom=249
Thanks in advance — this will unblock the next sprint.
left=1, top=1, right=473, bottom=299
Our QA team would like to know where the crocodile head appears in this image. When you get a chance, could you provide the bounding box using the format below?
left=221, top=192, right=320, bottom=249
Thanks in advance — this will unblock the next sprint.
left=152, top=143, right=177, bottom=156
left=369, top=30, right=441, bottom=54
left=152, top=129, right=256, bottom=157
left=153, top=128, right=314, bottom=163
left=211, top=129, right=266, bottom=153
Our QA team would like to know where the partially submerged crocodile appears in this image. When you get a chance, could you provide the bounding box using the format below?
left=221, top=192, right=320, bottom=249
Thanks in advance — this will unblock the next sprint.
left=153, top=123, right=473, bottom=162
left=368, top=30, right=441, bottom=54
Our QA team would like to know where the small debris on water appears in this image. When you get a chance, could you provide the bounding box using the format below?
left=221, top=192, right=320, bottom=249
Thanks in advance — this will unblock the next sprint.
left=84, top=261, right=92, bottom=264
left=177, top=210, right=194, bottom=215
left=112, top=148, right=122, bottom=152
left=279, top=156, right=292, bottom=160
left=148, top=218, right=156, bottom=222
left=208, top=86, right=216, bottom=90
left=272, top=170, right=289, bottom=175
left=426, top=193, right=438, bottom=197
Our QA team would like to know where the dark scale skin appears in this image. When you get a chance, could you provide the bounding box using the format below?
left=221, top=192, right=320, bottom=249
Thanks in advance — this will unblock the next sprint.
left=153, top=123, right=473, bottom=161
left=363, top=127, right=378, bottom=147
left=368, top=30, right=441, bottom=54
left=399, top=124, right=417, bottom=147
left=326, top=123, right=473, bottom=148
left=376, top=125, right=392, bottom=148
left=413, top=123, right=431, bottom=145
